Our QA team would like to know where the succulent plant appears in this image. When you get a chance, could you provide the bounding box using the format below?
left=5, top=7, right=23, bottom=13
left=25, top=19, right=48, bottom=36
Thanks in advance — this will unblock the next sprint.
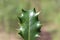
left=18, top=8, right=42, bottom=40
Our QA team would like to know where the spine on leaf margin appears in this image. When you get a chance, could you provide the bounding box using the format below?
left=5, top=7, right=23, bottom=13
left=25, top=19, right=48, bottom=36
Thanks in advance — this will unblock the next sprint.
left=18, top=8, right=42, bottom=40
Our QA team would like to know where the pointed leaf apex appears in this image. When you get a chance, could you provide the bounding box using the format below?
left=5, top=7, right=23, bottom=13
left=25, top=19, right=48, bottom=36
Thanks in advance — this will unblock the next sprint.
left=33, top=8, right=36, bottom=12
left=22, top=9, right=26, bottom=12
left=35, top=11, right=41, bottom=16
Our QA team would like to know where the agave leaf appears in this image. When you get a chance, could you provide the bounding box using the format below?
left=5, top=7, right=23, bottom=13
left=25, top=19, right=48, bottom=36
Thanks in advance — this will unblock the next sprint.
left=18, top=8, right=42, bottom=40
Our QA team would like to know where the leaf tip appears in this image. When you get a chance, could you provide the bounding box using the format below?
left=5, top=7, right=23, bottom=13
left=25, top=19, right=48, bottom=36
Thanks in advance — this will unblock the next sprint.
left=35, top=11, right=41, bottom=16
left=22, top=9, right=26, bottom=12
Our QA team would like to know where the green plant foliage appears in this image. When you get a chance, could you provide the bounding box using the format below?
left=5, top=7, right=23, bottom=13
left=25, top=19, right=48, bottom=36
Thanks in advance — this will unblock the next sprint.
left=18, top=8, right=42, bottom=40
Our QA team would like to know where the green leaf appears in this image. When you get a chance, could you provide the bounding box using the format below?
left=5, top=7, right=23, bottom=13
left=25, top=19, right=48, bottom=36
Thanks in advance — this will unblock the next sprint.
left=18, top=8, right=42, bottom=40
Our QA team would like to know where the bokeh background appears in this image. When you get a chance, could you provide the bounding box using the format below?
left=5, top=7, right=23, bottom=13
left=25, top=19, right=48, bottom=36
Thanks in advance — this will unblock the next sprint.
left=0, top=0, right=60, bottom=40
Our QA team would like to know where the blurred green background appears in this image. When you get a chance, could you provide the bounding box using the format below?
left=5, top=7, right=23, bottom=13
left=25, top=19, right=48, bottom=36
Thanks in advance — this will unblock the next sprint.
left=0, top=0, right=60, bottom=40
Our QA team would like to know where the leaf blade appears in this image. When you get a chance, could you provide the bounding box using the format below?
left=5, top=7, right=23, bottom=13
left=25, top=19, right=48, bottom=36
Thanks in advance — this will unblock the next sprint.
left=18, top=8, right=42, bottom=40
